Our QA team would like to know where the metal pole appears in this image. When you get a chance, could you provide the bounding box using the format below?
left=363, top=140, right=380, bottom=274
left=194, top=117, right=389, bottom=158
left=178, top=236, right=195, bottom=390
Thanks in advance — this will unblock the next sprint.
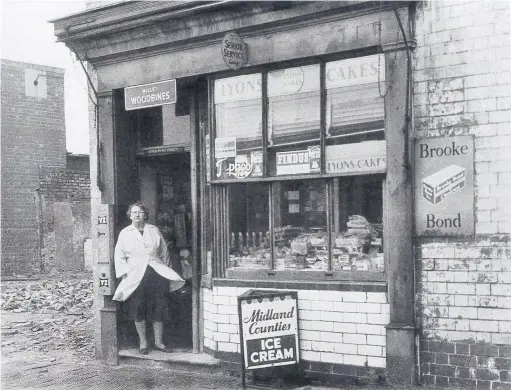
left=238, top=296, right=246, bottom=389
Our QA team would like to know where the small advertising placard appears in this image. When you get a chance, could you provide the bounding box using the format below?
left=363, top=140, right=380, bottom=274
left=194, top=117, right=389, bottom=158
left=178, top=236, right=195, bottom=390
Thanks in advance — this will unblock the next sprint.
left=325, top=140, right=387, bottom=175
left=124, top=79, right=177, bottom=111
left=276, top=146, right=320, bottom=176
left=215, top=150, right=263, bottom=180
left=238, top=290, right=299, bottom=371
left=215, top=137, right=237, bottom=159
left=415, top=135, right=474, bottom=236
left=95, top=204, right=115, bottom=295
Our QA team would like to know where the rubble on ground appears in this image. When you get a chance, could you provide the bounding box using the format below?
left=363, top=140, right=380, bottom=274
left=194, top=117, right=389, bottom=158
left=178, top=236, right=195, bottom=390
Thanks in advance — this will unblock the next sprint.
left=1, top=274, right=95, bottom=359
left=1, top=278, right=93, bottom=314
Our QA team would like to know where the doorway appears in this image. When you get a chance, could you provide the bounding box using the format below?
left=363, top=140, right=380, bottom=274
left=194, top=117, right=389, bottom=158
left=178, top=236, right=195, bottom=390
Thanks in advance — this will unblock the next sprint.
left=118, top=152, right=194, bottom=351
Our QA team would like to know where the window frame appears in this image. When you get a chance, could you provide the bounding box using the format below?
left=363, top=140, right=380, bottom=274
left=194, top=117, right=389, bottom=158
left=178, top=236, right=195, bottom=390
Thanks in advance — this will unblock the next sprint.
left=208, top=52, right=388, bottom=282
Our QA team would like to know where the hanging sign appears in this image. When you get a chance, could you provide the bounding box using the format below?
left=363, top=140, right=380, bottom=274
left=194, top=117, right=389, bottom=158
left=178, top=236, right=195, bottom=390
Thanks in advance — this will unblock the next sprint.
left=124, top=79, right=177, bottom=111
left=221, top=32, right=248, bottom=70
left=238, top=290, right=299, bottom=370
left=325, top=140, right=387, bottom=175
left=415, top=135, right=474, bottom=236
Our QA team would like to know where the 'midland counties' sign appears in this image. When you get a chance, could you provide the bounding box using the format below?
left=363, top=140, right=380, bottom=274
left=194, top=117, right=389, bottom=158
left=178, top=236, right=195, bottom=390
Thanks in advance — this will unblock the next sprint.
left=239, top=291, right=299, bottom=370
left=124, top=79, right=177, bottom=111
left=415, top=135, right=474, bottom=236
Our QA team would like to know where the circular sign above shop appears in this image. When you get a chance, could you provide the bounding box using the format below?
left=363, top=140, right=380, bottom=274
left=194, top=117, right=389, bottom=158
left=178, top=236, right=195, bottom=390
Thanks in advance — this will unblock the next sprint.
left=221, top=32, right=248, bottom=70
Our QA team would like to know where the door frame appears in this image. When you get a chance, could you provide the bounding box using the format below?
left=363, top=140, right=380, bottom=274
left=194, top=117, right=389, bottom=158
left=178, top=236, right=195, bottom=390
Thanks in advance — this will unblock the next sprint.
left=190, top=86, right=201, bottom=353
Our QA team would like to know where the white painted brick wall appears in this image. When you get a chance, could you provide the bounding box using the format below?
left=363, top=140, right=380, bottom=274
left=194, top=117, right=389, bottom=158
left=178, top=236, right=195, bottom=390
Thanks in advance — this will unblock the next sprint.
left=415, top=0, right=511, bottom=347
left=203, top=286, right=388, bottom=368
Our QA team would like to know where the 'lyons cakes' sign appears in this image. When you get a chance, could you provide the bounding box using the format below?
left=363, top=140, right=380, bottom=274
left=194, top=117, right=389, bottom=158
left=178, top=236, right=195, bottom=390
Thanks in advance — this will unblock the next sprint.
left=415, top=135, right=474, bottom=236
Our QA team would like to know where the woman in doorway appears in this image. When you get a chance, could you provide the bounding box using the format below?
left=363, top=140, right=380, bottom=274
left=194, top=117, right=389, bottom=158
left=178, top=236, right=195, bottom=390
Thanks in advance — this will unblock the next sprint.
left=113, top=201, right=185, bottom=355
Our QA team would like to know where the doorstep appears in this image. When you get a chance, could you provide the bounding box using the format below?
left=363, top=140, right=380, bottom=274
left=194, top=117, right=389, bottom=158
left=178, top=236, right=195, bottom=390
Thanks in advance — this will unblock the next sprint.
left=118, top=348, right=223, bottom=375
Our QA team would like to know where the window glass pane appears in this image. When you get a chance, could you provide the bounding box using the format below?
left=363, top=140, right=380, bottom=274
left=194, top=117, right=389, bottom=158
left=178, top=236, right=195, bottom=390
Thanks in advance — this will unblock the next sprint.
left=228, top=183, right=269, bottom=269
left=332, top=175, right=384, bottom=272
left=214, top=74, right=263, bottom=180
left=325, top=54, right=385, bottom=145
left=268, top=65, right=320, bottom=176
left=272, top=179, right=327, bottom=271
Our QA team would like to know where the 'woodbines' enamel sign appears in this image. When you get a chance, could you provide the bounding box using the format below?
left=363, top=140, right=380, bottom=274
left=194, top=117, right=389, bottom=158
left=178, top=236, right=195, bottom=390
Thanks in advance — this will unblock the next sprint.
left=239, top=291, right=299, bottom=370
left=221, top=32, right=248, bottom=70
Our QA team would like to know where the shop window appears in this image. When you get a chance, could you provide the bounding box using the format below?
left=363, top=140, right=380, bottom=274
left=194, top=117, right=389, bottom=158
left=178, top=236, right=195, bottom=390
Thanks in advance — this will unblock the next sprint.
left=214, top=74, right=263, bottom=180
left=213, top=53, right=387, bottom=279
left=272, top=179, right=327, bottom=271
left=325, top=54, right=385, bottom=146
left=267, top=65, right=321, bottom=177
left=228, top=183, right=269, bottom=269
left=332, top=175, right=384, bottom=272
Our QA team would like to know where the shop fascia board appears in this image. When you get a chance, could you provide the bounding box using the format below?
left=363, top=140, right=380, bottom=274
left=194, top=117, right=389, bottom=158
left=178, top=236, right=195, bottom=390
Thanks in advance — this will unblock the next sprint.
left=90, top=6, right=412, bottom=92
left=52, top=1, right=408, bottom=65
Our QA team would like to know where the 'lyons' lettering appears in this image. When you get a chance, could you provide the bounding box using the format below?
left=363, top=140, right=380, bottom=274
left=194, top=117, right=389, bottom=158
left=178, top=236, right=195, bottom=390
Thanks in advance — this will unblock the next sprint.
left=420, top=142, right=468, bottom=158
left=426, top=213, right=462, bottom=228
left=220, top=78, right=262, bottom=98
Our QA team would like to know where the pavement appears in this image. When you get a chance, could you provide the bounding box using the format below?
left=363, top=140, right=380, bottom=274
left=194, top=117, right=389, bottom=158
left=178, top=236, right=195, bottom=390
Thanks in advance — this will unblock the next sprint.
left=1, top=276, right=425, bottom=390
left=2, top=359, right=240, bottom=390
left=1, top=357, right=425, bottom=390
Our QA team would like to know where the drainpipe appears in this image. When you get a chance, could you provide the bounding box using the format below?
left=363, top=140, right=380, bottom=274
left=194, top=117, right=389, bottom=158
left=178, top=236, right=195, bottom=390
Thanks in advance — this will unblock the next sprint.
left=393, top=2, right=419, bottom=384
left=34, top=186, right=44, bottom=273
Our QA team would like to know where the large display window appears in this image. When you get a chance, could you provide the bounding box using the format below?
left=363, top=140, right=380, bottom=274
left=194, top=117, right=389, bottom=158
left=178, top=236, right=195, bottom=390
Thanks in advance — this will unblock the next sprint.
left=211, top=54, right=387, bottom=279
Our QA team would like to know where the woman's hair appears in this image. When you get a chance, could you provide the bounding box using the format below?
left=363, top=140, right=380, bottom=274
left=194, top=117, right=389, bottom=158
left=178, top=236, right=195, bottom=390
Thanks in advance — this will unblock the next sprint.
left=126, top=201, right=149, bottom=221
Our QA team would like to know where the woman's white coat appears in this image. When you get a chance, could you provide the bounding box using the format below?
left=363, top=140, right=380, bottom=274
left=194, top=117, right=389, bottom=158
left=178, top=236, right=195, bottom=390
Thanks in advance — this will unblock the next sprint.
left=112, top=224, right=185, bottom=302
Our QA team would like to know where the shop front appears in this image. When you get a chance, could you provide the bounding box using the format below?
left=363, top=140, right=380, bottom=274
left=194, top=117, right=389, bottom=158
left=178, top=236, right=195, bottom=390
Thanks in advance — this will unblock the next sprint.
left=52, top=1, right=416, bottom=385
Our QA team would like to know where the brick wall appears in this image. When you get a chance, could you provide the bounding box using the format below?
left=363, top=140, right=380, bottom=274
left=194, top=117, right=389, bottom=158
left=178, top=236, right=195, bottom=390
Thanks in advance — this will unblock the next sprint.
left=1, top=60, right=67, bottom=276
left=414, top=1, right=511, bottom=389
left=38, top=165, right=91, bottom=272
left=203, top=285, right=388, bottom=384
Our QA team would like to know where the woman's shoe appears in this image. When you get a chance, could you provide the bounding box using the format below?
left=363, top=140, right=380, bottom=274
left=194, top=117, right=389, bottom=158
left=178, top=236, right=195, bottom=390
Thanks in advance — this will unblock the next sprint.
left=153, top=345, right=173, bottom=353
left=139, top=347, right=149, bottom=355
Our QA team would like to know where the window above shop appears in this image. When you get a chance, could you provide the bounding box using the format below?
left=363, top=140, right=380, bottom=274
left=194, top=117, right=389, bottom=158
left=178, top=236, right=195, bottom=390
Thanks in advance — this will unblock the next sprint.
left=211, top=54, right=386, bottom=182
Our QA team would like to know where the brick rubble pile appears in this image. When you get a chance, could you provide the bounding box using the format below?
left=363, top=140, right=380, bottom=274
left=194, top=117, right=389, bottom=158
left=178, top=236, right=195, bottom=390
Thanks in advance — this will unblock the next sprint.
left=1, top=276, right=95, bottom=359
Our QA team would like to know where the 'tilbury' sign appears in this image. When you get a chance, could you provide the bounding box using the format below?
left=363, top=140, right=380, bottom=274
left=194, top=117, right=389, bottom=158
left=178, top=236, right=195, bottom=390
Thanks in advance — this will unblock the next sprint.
left=238, top=290, right=299, bottom=371
left=415, top=135, right=474, bottom=236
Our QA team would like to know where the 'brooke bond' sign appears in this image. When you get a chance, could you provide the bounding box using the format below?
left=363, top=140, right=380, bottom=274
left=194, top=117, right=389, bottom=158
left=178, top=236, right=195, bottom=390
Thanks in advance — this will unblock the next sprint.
left=239, top=291, right=299, bottom=370
left=415, top=135, right=474, bottom=236
left=124, top=79, right=176, bottom=111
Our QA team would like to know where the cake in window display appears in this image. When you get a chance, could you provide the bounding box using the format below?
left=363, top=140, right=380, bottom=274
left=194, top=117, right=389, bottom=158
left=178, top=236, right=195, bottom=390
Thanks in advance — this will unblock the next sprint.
left=333, top=215, right=383, bottom=271
left=287, top=228, right=328, bottom=270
